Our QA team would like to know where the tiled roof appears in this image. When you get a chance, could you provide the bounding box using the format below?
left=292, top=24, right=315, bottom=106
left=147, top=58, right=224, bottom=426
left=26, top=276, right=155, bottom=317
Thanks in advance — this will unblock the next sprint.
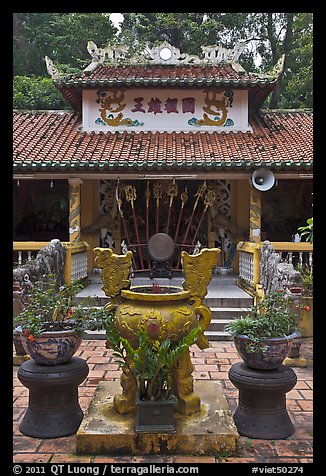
left=55, top=64, right=278, bottom=112
left=13, top=110, right=313, bottom=173
left=57, top=64, right=275, bottom=87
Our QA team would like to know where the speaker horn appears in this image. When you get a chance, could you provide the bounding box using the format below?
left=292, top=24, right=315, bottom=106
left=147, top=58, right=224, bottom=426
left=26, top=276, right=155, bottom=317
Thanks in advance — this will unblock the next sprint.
left=252, top=168, right=275, bottom=191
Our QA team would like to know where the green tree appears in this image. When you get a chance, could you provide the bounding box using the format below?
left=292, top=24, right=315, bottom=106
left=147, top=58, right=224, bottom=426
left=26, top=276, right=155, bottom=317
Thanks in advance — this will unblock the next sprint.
left=119, top=13, right=249, bottom=58
left=118, top=12, right=312, bottom=109
left=13, top=12, right=312, bottom=110
left=237, top=13, right=312, bottom=108
left=13, top=76, right=68, bottom=110
left=13, top=13, right=118, bottom=76
left=279, top=13, right=313, bottom=109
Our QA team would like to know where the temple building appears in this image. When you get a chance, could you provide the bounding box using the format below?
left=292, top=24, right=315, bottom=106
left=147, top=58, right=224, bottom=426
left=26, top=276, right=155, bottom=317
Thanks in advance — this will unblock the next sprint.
left=13, top=42, right=313, bottom=292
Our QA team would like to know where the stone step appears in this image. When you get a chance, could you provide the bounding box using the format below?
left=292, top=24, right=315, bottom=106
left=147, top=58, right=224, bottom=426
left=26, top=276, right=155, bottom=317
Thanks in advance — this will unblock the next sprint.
left=204, top=330, right=232, bottom=341
left=84, top=329, right=234, bottom=342
left=87, top=272, right=239, bottom=286
left=207, top=319, right=231, bottom=332
left=205, top=296, right=253, bottom=308
left=210, top=307, right=251, bottom=319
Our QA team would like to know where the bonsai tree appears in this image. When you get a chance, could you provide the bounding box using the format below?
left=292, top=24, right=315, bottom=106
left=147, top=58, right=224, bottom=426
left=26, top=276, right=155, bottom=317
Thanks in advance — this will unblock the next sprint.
left=105, top=312, right=201, bottom=401
left=225, top=290, right=300, bottom=354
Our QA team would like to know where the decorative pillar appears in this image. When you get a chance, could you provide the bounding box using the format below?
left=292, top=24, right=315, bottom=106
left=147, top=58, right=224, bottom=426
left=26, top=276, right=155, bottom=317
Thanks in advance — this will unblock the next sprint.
left=68, top=178, right=82, bottom=243
left=249, top=184, right=262, bottom=243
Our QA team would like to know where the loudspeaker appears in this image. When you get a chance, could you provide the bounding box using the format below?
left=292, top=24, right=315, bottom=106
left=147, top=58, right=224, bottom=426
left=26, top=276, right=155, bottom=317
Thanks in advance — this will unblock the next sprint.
left=252, top=168, right=275, bottom=191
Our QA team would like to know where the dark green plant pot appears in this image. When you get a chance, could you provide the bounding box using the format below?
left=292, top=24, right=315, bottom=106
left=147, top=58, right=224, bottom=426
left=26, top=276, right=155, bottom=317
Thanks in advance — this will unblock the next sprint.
left=233, top=331, right=299, bottom=370
left=135, top=397, right=176, bottom=433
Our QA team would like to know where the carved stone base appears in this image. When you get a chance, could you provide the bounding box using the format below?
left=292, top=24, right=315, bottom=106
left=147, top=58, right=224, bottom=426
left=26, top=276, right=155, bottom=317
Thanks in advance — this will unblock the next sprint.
left=76, top=380, right=239, bottom=455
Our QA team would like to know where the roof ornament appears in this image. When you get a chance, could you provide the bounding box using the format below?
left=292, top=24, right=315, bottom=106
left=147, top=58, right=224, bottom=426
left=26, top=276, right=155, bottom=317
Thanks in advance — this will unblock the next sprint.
left=268, top=54, right=286, bottom=78
left=84, top=41, right=129, bottom=72
left=201, top=42, right=246, bottom=63
left=144, top=42, right=201, bottom=65
left=82, top=41, right=247, bottom=72
left=251, top=54, right=286, bottom=81
left=45, top=56, right=60, bottom=78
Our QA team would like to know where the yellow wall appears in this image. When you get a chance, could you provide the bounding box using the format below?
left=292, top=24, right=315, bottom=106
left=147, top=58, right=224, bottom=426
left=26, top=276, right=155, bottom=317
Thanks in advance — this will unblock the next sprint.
left=230, top=180, right=250, bottom=272
left=80, top=179, right=100, bottom=273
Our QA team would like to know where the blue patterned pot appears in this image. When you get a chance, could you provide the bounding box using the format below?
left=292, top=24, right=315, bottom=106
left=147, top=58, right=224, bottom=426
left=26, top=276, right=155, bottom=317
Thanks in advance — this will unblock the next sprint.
left=233, top=331, right=299, bottom=370
left=20, top=329, right=82, bottom=365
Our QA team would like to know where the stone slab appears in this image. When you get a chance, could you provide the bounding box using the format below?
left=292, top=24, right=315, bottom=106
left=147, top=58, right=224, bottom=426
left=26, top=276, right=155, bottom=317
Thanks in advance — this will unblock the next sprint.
left=76, top=380, right=239, bottom=456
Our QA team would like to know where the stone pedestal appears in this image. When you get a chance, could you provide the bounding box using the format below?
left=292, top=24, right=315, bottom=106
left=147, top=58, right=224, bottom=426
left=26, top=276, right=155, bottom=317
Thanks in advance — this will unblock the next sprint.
left=229, top=362, right=297, bottom=439
left=76, top=380, right=239, bottom=455
left=18, top=357, right=89, bottom=438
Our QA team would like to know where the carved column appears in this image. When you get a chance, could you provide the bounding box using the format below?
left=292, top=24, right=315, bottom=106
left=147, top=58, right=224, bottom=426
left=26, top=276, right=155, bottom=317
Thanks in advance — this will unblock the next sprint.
left=68, top=178, right=82, bottom=243
left=249, top=184, right=262, bottom=243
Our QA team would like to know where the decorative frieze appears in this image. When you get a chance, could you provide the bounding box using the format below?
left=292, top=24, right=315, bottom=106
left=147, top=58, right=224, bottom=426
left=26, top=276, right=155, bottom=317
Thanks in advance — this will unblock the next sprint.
left=80, top=41, right=246, bottom=71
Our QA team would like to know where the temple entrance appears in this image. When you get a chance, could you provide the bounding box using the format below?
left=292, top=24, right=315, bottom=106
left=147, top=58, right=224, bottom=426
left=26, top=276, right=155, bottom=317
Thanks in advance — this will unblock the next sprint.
left=99, top=179, right=235, bottom=273
left=100, top=179, right=213, bottom=272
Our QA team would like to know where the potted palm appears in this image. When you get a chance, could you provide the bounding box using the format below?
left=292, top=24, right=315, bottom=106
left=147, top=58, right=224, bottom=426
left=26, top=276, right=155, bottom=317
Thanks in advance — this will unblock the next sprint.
left=14, top=273, right=88, bottom=365
left=105, top=313, right=201, bottom=432
left=225, top=290, right=300, bottom=370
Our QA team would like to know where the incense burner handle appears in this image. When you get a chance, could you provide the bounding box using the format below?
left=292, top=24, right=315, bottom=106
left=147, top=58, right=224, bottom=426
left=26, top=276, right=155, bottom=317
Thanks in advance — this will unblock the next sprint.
left=193, top=302, right=212, bottom=349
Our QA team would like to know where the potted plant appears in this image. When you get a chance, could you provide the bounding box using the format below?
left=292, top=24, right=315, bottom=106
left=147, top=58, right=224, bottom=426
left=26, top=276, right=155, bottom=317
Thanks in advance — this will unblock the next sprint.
left=14, top=273, right=88, bottom=365
left=105, top=312, right=201, bottom=432
left=298, top=217, right=313, bottom=243
left=225, top=290, right=300, bottom=370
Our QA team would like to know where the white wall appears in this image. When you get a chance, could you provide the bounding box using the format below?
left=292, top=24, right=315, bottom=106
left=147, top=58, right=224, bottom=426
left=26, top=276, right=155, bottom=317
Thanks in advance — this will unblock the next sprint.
left=82, top=88, right=251, bottom=133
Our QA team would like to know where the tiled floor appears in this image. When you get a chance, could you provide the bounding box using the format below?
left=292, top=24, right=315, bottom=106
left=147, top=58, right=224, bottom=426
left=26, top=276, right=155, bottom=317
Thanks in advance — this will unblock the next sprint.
left=13, top=338, right=313, bottom=464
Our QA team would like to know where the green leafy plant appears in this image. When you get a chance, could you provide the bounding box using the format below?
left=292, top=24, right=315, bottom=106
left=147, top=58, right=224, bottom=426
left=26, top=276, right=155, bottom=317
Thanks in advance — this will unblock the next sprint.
left=105, top=313, right=201, bottom=401
left=225, top=290, right=299, bottom=353
left=298, top=217, right=313, bottom=243
left=14, top=273, right=89, bottom=339
left=295, top=264, right=313, bottom=297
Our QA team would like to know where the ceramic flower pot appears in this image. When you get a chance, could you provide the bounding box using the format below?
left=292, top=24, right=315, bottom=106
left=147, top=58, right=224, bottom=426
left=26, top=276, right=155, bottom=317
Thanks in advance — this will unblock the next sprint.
left=20, top=329, right=82, bottom=365
left=233, top=331, right=299, bottom=370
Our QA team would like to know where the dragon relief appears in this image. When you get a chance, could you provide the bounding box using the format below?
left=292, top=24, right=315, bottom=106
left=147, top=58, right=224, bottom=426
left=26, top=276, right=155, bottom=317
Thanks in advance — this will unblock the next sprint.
left=96, top=90, right=144, bottom=127
left=188, top=90, right=234, bottom=127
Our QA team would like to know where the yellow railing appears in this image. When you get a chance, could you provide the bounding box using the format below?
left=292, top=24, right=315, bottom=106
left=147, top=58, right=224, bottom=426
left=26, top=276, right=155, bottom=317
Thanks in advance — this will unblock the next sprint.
left=13, top=241, right=89, bottom=284
left=237, top=241, right=313, bottom=297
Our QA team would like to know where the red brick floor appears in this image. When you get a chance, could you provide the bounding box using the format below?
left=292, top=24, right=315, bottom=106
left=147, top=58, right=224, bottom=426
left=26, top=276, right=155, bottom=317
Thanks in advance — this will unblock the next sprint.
left=13, top=338, right=313, bottom=464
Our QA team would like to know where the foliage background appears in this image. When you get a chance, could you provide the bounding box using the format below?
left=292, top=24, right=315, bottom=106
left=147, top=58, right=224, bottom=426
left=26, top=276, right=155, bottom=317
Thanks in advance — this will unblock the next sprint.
left=13, top=12, right=313, bottom=110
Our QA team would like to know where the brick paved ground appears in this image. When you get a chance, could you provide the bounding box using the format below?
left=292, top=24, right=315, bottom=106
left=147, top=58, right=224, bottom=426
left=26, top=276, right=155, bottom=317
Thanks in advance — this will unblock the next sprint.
left=13, top=338, right=313, bottom=464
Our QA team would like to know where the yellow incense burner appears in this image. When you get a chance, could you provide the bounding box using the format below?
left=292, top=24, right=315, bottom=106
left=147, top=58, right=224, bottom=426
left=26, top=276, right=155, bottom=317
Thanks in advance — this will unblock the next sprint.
left=94, top=247, right=220, bottom=415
